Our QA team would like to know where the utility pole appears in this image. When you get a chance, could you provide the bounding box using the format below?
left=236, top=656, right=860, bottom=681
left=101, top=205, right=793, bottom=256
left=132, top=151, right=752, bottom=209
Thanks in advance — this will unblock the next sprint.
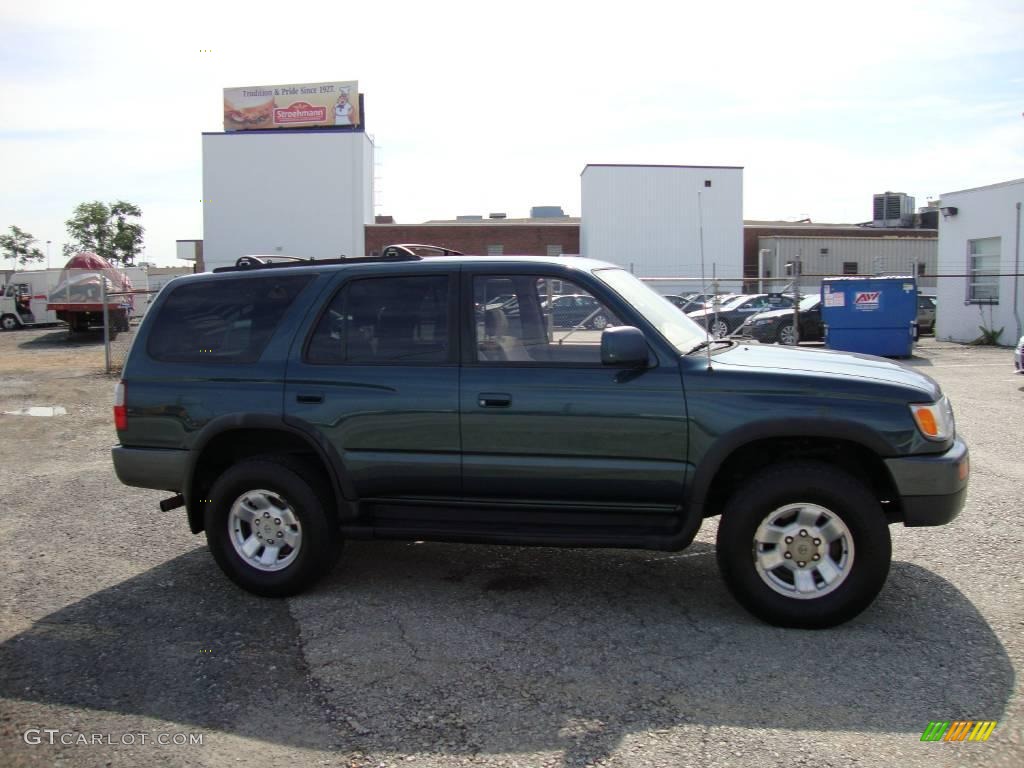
left=791, top=258, right=802, bottom=344
left=46, top=240, right=51, bottom=269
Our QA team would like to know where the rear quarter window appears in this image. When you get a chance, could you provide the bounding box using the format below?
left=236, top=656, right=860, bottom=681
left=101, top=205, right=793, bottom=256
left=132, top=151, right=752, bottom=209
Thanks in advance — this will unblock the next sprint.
left=147, top=275, right=313, bottom=363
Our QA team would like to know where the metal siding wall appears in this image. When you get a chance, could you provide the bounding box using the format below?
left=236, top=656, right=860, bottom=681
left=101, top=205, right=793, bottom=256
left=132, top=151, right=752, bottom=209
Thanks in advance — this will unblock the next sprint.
left=581, top=166, right=743, bottom=280
left=757, top=236, right=937, bottom=289
left=202, top=132, right=372, bottom=271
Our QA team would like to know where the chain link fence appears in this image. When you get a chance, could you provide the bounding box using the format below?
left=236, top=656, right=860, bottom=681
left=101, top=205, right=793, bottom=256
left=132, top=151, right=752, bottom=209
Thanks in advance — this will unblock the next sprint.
left=640, top=275, right=812, bottom=341
left=102, top=287, right=159, bottom=374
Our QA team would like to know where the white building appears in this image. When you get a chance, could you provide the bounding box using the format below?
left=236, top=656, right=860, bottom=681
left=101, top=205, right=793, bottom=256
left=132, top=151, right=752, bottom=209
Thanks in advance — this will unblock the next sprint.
left=580, top=164, right=743, bottom=283
left=202, top=130, right=374, bottom=271
left=935, top=179, right=1023, bottom=344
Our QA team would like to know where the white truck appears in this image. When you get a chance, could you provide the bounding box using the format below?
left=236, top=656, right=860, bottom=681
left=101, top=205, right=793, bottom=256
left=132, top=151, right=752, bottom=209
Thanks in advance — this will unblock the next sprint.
left=0, top=269, right=63, bottom=330
left=47, top=253, right=135, bottom=334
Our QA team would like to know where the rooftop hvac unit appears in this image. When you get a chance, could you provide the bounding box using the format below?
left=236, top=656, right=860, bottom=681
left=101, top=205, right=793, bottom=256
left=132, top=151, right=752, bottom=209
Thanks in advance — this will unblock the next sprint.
left=530, top=205, right=567, bottom=218
left=489, top=212, right=507, bottom=219
left=872, top=192, right=915, bottom=227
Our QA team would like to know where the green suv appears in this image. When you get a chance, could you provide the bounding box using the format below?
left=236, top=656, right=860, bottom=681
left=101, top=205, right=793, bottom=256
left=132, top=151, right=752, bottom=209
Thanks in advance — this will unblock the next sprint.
left=112, top=251, right=969, bottom=628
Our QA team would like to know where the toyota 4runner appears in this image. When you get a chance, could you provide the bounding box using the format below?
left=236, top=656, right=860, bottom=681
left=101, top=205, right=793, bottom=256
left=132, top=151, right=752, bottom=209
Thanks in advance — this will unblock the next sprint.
left=112, top=250, right=969, bottom=628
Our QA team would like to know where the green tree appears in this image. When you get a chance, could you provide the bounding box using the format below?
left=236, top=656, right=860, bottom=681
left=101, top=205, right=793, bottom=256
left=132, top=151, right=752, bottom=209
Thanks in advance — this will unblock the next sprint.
left=0, top=225, right=45, bottom=268
left=65, top=200, right=145, bottom=265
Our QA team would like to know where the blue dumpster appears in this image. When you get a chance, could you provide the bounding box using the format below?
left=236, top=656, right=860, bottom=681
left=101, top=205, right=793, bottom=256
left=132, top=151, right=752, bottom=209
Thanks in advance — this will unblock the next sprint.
left=821, top=276, right=918, bottom=358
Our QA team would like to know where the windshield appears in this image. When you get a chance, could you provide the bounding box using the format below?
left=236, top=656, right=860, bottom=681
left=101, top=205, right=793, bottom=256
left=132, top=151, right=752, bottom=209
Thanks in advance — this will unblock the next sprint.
left=719, top=295, right=750, bottom=310
left=594, top=268, right=707, bottom=353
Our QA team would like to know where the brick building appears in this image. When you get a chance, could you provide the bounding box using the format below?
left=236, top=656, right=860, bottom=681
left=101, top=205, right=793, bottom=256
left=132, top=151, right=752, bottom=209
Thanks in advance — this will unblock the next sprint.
left=365, top=218, right=580, bottom=258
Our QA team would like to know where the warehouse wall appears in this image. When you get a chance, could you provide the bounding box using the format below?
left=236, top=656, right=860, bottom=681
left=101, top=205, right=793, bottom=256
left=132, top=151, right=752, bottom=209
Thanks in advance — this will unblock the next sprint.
left=756, top=235, right=938, bottom=291
left=936, top=180, right=1024, bottom=344
left=580, top=165, right=743, bottom=278
left=743, top=225, right=936, bottom=285
left=202, top=131, right=373, bottom=270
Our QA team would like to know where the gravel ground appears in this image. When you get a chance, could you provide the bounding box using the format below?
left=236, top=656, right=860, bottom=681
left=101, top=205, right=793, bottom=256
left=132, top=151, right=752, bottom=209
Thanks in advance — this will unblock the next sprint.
left=0, top=326, right=1020, bottom=768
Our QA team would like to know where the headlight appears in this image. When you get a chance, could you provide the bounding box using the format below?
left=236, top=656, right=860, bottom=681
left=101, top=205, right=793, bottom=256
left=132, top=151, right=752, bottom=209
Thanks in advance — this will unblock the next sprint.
left=753, top=318, right=773, bottom=326
left=909, top=396, right=955, bottom=441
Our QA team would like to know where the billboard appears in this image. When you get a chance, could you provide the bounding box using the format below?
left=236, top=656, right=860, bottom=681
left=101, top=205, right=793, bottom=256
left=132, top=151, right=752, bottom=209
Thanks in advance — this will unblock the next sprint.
left=223, top=80, right=360, bottom=131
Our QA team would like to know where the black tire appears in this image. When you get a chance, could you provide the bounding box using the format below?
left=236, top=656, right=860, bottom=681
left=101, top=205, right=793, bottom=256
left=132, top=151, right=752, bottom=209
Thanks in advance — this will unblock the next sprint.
left=776, top=323, right=797, bottom=345
left=716, top=461, right=891, bottom=628
left=711, top=319, right=731, bottom=338
left=204, top=457, right=342, bottom=597
left=1, top=314, right=18, bottom=331
left=589, top=313, right=609, bottom=330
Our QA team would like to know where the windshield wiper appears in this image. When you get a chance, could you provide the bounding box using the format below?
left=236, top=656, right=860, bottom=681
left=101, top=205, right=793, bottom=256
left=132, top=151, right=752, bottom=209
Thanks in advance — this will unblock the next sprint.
left=685, top=338, right=730, bottom=356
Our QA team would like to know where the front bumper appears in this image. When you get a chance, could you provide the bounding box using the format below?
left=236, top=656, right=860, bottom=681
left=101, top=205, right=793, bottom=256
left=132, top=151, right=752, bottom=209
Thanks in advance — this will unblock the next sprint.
left=885, top=436, right=969, bottom=527
left=112, top=445, right=188, bottom=492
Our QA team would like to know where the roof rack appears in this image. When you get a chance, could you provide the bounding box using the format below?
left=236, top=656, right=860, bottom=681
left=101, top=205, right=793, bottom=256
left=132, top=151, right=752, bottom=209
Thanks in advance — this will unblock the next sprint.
left=213, top=250, right=425, bottom=274
left=211, top=243, right=463, bottom=274
left=382, top=243, right=464, bottom=258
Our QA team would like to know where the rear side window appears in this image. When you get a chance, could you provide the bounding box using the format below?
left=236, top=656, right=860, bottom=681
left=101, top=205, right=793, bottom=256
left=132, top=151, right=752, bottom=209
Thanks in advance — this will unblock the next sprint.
left=147, top=275, right=313, bottom=363
left=306, top=275, right=450, bottom=364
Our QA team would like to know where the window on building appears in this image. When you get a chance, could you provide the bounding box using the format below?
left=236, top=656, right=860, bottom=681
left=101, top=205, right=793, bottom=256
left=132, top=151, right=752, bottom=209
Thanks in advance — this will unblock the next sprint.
left=842, top=262, right=859, bottom=275
left=486, top=244, right=504, bottom=257
left=967, top=237, right=1000, bottom=303
left=820, top=248, right=829, bottom=255
left=917, top=262, right=927, bottom=277
left=306, top=276, right=451, bottom=365
left=546, top=244, right=562, bottom=258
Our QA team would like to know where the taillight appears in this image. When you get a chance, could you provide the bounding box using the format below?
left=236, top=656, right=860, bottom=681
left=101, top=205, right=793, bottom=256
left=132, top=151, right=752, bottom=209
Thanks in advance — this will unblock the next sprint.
left=114, top=380, right=127, bottom=430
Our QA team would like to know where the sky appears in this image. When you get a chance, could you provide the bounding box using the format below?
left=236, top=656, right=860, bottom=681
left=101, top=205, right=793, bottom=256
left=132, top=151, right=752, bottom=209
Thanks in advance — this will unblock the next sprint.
left=1, top=0, right=1022, bottom=266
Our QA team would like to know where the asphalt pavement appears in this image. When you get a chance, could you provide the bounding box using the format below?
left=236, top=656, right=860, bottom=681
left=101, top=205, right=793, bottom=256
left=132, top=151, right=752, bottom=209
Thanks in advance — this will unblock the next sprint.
left=0, top=328, right=1020, bottom=767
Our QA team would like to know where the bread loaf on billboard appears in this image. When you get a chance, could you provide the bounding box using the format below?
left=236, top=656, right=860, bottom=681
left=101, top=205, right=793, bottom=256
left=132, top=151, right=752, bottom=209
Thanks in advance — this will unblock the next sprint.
left=223, top=91, right=274, bottom=129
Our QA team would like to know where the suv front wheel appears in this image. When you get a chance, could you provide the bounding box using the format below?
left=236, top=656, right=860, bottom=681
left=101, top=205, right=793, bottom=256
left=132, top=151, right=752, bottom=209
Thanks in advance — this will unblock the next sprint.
left=204, top=457, right=342, bottom=597
left=716, top=461, right=891, bottom=628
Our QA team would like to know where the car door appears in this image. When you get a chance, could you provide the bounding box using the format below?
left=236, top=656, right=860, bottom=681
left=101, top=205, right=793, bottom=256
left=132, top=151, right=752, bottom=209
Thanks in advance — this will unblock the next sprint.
left=461, top=268, right=689, bottom=515
left=285, top=268, right=461, bottom=500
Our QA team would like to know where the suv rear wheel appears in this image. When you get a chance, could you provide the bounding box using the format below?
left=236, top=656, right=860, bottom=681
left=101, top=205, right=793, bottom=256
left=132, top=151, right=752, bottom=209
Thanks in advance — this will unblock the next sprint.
left=204, top=457, right=342, bottom=597
left=716, top=461, right=891, bottom=628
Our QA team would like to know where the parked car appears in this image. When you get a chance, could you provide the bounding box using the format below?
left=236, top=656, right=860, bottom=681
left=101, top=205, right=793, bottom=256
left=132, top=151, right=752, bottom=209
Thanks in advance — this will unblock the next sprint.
left=1015, top=334, right=1023, bottom=373
left=917, top=294, right=937, bottom=335
left=737, top=295, right=824, bottom=345
left=662, top=293, right=714, bottom=312
left=542, top=293, right=618, bottom=329
left=688, top=294, right=795, bottom=338
left=112, top=250, right=968, bottom=628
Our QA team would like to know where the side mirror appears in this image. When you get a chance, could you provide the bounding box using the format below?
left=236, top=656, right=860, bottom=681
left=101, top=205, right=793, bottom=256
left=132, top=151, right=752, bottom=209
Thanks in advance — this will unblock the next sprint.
left=601, top=326, right=649, bottom=368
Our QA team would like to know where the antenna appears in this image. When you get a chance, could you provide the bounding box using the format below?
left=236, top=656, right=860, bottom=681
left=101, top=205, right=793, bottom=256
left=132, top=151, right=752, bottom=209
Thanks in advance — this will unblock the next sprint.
left=697, top=189, right=712, bottom=370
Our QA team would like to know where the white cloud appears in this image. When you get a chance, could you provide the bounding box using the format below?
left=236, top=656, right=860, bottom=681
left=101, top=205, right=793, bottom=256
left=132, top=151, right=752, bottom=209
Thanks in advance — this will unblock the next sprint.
left=1, top=0, right=1022, bottom=262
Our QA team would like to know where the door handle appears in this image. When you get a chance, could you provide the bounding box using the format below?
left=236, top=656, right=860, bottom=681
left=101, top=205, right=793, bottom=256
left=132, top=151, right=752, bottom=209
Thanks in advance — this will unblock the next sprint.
left=478, top=393, right=512, bottom=408
left=295, top=393, right=324, bottom=404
